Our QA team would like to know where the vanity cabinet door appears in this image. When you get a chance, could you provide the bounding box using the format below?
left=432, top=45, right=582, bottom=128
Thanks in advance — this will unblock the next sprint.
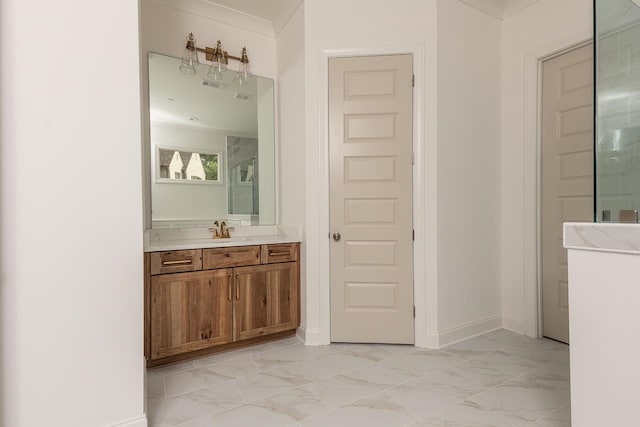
left=150, top=269, right=233, bottom=360
left=234, top=262, right=299, bottom=341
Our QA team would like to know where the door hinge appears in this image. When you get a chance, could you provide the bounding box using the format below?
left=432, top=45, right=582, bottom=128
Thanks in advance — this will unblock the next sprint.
left=412, top=229, right=415, bottom=241
left=412, top=152, right=415, bottom=165
left=413, top=306, right=416, bottom=318
left=412, top=74, right=415, bottom=87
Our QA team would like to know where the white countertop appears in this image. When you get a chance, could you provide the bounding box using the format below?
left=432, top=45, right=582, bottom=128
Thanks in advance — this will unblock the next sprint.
left=144, top=225, right=302, bottom=252
left=564, top=222, right=640, bottom=255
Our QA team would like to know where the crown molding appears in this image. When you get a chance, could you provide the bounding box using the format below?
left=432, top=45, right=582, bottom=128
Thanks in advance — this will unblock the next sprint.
left=148, top=0, right=275, bottom=37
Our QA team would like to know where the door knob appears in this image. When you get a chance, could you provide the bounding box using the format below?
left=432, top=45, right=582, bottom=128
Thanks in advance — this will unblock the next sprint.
left=332, top=232, right=341, bottom=241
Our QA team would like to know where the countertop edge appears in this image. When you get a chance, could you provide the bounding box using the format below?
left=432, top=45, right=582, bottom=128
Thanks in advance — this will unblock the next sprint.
left=144, top=236, right=302, bottom=252
left=563, top=222, right=640, bottom=255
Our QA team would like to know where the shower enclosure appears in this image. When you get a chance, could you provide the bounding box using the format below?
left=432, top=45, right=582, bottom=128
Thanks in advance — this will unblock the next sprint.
left=595, top=0, right=640, bottom=222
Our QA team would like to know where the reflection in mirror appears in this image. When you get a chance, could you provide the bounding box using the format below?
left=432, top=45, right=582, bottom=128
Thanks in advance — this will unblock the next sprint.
left=157, top=147, right=220, bottom=182
left=227, top=136, right=259, bottom=218
left=148, top=52, right=275, bottom=228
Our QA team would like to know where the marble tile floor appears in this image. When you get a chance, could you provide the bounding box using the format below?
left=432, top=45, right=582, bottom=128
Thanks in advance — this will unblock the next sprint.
left=146, top=331, right=570, bottom=427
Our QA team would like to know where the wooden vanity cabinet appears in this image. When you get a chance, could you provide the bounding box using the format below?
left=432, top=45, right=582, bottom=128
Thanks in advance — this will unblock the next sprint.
left=235, top=262, right=298, bottom=341
left=145, top=242, right=300, bottom=367
left=149, top=269, right=233, bottom=360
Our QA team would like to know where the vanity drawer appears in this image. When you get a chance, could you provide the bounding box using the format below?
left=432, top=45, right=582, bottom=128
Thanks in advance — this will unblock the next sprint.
left=261, top=243, right=298, bottom=264
left=203, top=246, right=261, bottom=269
left=150, top=249, right=203, bottom=275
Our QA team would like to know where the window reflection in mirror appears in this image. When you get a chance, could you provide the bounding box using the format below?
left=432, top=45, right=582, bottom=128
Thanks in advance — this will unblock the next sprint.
left=147, top=52, right=275, bottom=228
left=156, top=147, right=220, bottom=182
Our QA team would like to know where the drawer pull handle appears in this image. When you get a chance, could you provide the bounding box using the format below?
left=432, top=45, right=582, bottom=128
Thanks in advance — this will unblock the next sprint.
left=269, top=251, right=290, bottom=256
left=235, top=275, right=240, bottom=300
left=162, top=259, right=192, bottom=266
left=228, top=276, right=232, bottom=301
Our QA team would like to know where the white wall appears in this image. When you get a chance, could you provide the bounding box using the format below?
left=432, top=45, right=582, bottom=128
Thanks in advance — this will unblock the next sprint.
left=0, top=1, right=145, bottom=426
left=140, top=0, right=278, bottom=229
left=501, top=0, right=592, bottom=334
left=277, top=4, right=307, bottom=332
left=437, top=0, right=503, bottom=340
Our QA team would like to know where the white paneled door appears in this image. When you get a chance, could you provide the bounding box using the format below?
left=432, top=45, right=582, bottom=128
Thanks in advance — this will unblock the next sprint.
left=541, top=44, right=594, bottom=344
left=329, top=55, right=414, bottom=344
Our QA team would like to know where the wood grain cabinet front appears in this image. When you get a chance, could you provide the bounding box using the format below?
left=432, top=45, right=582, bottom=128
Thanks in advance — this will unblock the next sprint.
left=234, top=262, right=299, bottom=341
left=145, top=242, right=300, bottom=367
left=149, top=269, right=233, bottom=360
left=261, top=243, right=298, bottom=264
left=203, top=246, right=261, bottom=269
left=150, top=249, right=202, bottom=275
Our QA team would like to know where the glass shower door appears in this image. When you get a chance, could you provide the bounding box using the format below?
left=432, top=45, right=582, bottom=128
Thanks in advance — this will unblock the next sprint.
left=595, top=0, right=640, bottom=222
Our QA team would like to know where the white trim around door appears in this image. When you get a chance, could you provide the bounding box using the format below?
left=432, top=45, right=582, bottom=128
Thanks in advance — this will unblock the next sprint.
left=522, top=29, right=593, bottom=338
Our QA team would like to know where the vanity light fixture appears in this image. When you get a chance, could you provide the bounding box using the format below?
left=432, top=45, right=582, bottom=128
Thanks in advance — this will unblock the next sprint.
left=233, top=47, right=250, bottom=86
left=178, top=33, right=251, bottom=85
left=179, top=33, right=199, bottom=75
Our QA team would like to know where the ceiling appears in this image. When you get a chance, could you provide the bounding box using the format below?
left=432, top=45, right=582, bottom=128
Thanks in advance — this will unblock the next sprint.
left=458, top=0, right=542, bottom=19
left=149, top=52, right=263, bottom=134
left=202, top=0, right=303, bottom=35
left=168, top=0, right=540, bottom=37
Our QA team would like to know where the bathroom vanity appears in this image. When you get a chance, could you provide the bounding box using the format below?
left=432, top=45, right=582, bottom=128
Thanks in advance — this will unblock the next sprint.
left=143, top=52, right=298, bottom=367
left=144, top=228, right=301, bottom=367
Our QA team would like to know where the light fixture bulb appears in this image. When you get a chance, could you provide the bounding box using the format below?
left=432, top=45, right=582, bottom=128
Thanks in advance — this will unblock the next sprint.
left=179, top=33, right=199, bottom=75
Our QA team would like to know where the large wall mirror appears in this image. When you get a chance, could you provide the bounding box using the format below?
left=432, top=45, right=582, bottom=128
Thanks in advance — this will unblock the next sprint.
left=148, top=52, right=275, bottom=228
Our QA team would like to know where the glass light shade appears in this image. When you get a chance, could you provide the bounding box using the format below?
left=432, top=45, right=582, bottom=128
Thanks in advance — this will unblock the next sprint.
left=179, top=34, right=199, bottom=75
left=207, top=61, right=226, bottom=80
left=179, top=53, right=198, bottom=75
left=234, top=62, right=250, bottom=86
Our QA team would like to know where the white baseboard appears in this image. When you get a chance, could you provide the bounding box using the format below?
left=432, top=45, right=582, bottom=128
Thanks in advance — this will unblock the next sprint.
left=437, top=315, right=504, bottom=348
left=111, top=415, right=147, bottom=427
left=424, top=332, right=441, bottom=349
left=298, top=327, right=321, bottom=345
left=502, top=315, right=525, bottom=335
